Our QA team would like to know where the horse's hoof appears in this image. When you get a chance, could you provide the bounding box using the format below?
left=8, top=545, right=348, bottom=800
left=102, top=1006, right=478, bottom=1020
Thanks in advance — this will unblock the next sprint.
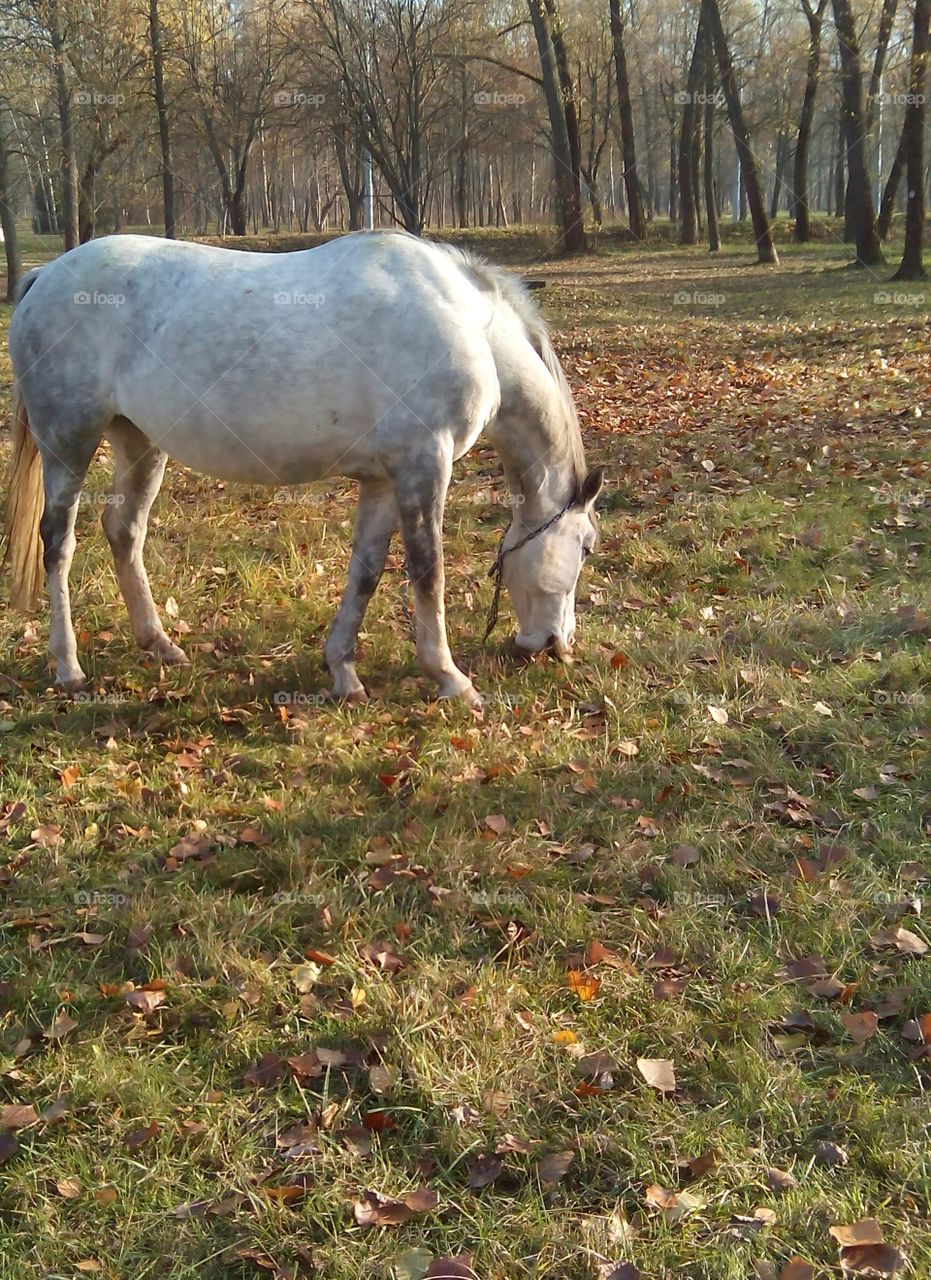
left=154, top=641, right=191, bottom=667
left=328, top=682, right=368, bottom=704
left=56, top=673, right=88, bottom=695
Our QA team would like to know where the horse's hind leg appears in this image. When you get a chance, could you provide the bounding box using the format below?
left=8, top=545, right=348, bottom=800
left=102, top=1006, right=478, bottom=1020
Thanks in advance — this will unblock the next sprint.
left=324, top=479, right=396, bottom=702
left=102, top=418, right=189, bottom=667
left=40, top=441, right=100, bottom=690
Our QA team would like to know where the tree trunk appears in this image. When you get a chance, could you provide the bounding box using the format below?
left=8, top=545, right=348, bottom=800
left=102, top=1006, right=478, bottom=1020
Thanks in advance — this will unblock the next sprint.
left=877, top=126, right=906, bottom=238
left=527, top=0, right=586, bottom=253
left=609, top=0, right=646, bottom=238
left=702, top=0, right=779, bottom=263
left=793, top=0, right=828, bottom=242
left=0, top=109, right=21, bottom=302
left=679, top=14, right=707, bottom=244
left=893, top=0, right=930, bottom=278
left=703, top=56, right=720, bottom=251
left=48, top=0, right=78, bottom=251
left=832, top=0, right=884, bottom=264
left=148, top=0, right=175, bottom=238
left=866, top=0, right=898, bottom=133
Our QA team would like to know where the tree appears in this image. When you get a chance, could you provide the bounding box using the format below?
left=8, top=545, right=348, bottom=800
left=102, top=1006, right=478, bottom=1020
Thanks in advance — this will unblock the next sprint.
left=832, top=0, right=883, bottom=265
left=528, top=0, right=586, bottom=252
left=703, top=48, right=719, bottom=252
left=0, top=104, right=22, bottom=299
left=609, top=0, right=645, bottom=238
left=792, top=0, right=829, bottom=243
left=678, top=11, right=707, bottom=245
left=148, top=0, right=175, bottom=238
left=893, top=0, right=930, bottom=279
left=702, top=0, right=779, bottom=264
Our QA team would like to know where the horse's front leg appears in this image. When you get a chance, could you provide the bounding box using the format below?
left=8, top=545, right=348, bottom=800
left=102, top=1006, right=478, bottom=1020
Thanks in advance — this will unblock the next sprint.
left=324, top=478, right=397, bottom=702
left=393, top=455, right=481, bottom=707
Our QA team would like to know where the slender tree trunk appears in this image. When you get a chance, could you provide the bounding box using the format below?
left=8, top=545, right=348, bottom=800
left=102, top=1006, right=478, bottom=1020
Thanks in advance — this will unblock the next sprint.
left=703, top=0, right=779, bottom=262
left=878, top=126, right=906, bottom=238
left=793, top=0, right=828, bottom=242
left=48, top=0, right=78, bottom=250
left=893, top=0, right=930, bottom=278
left=148, top=0, right=175, bottom=238
left=703, top=56, right=720, bottom=251
left=832, top=0, right=884, bottom=264
left=528, top=0, right=586, bottom=253
left=679, top=14, right=707, bottom=244
left=0, top=109, right=21, bottom=301
left=609, top=0, right=646, bottom=237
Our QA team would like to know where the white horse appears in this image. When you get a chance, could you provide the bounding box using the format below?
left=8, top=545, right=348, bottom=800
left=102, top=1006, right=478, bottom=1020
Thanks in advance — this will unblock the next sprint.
left=4, top=231, right=602, bottom=705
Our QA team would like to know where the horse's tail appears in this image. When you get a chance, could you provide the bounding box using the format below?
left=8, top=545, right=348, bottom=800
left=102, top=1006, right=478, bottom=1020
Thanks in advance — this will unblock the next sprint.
left=3, top=380, right=45, bottom=613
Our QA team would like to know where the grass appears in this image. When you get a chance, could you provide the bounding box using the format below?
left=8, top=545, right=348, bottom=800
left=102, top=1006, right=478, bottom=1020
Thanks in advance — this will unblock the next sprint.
left=0, top=224, right=929, bottom=1280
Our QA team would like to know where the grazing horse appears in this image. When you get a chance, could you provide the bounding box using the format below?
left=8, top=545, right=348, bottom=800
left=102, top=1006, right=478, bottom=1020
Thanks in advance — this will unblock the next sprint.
left=4, top=231, right=602, bottom=705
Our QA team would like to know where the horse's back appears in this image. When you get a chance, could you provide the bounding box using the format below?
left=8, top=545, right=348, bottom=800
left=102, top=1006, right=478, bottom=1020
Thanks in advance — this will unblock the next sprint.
left=10, top=233, right=502, bottom=485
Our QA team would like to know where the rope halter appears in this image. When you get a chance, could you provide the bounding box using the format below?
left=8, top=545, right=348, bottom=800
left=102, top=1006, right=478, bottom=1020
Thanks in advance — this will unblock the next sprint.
left=482, top=500, right=574, bottom=644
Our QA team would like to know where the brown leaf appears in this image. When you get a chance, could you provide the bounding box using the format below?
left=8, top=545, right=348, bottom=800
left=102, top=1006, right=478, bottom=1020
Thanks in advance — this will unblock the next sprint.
left=766, top=1167, right=799, bottom=1194
left=871, top=927, right=927, bottom=956
left=673, top=844, right=700, bottom=867
left=602, top=1266, right=641, bottom=1280
left=842, top=1011, right=879, bottom=1043
left=814, top=1140, right=848, bottom=1167
left=55, top=1176, right=82, bottom=1199
left=245, top=1052, right=285, bottom=1087
left=636, top=1057, right=676, bottom=1093
left=0, top=1132, right=20, bottom=1164
left=425, top=1258, right=476, bottom=1280
left=123, top=989, right=166, bottom=1016
left=468, top=1154, right=504, bottom=1189
left=0, top=1105, right=39, bottom=1130
left=830, top=1221, right=885, bottom=1248
left=352, top=1187, right=437, bottom=1227
left=360, top=940, right=404, bottom=975
left=536, top=1149, right=574, bottom=1187
left=125, top=1119, right=159, bottom=1152
left=779, top=1258, right=815, bottom=1280
left=46, top=1010, right=79, bottom=1040
left=238, top=824, right=270, bottom=846
left=839, top=1243, right=904, bottom=1276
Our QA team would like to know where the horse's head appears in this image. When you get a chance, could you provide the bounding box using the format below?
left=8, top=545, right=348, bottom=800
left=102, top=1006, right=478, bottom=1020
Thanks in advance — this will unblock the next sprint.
left=499, top=467, right=603, bottom=659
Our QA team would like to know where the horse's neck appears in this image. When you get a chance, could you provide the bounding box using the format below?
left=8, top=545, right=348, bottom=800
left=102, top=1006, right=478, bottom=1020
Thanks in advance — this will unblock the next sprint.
left=493, top=431, right=577, bottom=524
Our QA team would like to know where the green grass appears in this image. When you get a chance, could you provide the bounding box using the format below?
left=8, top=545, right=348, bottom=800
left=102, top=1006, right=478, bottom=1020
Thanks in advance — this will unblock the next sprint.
left=0, top=228, right=929, bottom=1280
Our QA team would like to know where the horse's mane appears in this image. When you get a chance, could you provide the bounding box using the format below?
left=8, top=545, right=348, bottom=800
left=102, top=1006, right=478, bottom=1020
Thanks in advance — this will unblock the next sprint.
left=436, top=242, right=587, bottom=492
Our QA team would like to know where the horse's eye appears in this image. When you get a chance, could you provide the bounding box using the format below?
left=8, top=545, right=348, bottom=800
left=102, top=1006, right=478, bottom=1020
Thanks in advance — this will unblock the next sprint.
left=581, top=544, right=592, bottom=561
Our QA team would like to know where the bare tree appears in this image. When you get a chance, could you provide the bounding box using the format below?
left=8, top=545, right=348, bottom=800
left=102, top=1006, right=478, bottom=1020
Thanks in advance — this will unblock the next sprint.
left=792, top=0, right=829, bottom=242
left=148, top=0, right=175, bottom=237
left=832, top=0, right=883, bottom=265
left=893, top=0, right=930, bottom=279
left=528, top=0, right=586, bottom=252
left=702, top=0, right=779, bottom=264
left=608, top=0, right=645, bottom=238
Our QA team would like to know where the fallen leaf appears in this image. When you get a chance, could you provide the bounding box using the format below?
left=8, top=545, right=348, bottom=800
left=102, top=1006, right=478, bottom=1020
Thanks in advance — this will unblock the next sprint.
left=536, top=1149, right=574, bottom=1187
left=839, top=1243, right=904, bottom=1276
left=468, top=1154, right=504, bottom=1189
left=0, top=1105, right=38, bottom=1130
left=842, top=1011, right=879, bottom=1043
left=636, top=1057, right=676, bottom=1093
left=567, top=970, right=600, bottom=1002
left=125, top=1119, right=159, bottom=1152
left=830, top=1221, right=884, bottom=1248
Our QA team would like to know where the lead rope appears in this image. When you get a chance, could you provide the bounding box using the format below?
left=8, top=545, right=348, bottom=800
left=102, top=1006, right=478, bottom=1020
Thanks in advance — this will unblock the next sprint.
left=482, top=501, right=573, bottom=644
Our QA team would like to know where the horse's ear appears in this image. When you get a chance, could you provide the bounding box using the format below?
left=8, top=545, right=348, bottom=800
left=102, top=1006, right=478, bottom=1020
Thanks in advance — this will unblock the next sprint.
left=575, top=466, right=604, bottom=509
